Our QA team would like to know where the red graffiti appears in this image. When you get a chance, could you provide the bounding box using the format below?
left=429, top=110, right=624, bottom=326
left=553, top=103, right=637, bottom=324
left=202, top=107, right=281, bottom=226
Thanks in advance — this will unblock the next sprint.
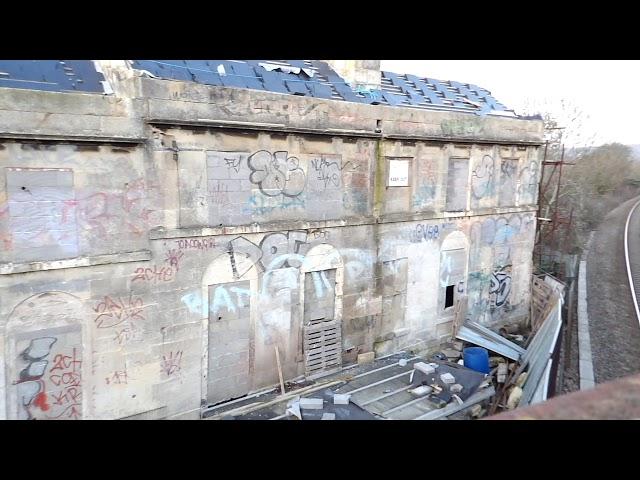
left=49, top=349, right=82, bottom=388
left=50, top=349, right=82, bottom=373
left=132, top=265, right=174, bottom=283
left=160, top=351, right=183, bottom=377
left=175, top=238, right=216, bottom=251
left=93, top=293, right=145, bottom=329
left=33, top=391, right=50, bottom=412
left=164, top=249, right=184, bottom=271
left=47, top=346, right=82, bottom=420
left=51, top=387, right=82, bottom=406
left=48, top=404, right=82, bottom=420
left=113, top=322, right=138, bottom=345
left=105, top=369, right=128, bottom=385
left=59, top=178, right=154, bottom=238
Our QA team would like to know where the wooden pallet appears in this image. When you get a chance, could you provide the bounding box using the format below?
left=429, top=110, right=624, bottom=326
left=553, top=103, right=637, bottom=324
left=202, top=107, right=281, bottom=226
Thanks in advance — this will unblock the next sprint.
left=531, top=276, right=558, bottom=333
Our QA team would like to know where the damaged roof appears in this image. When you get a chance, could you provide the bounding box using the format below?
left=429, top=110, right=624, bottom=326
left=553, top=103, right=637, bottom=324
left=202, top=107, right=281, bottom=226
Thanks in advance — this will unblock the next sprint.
left=0, top=59, right=516, bottom=117
left=0, top=60, right=107, bottom=93
left=131, top=60, right=516, bottom=117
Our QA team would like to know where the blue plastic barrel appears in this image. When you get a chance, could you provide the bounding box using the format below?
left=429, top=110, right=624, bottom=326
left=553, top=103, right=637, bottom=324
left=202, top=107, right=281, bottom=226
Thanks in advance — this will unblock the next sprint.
left=463, top=347, right=490, bottom=374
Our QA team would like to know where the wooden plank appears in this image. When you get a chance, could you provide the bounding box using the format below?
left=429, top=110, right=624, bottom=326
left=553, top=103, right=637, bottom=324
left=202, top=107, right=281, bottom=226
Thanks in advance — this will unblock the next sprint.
left=275, top=345, right=286, bottom=396
left=208, top=380, right=345, bottom=419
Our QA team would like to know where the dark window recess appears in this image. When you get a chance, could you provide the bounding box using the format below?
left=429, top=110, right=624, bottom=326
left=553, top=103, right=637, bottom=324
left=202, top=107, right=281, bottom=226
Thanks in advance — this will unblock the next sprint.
left=445, top=285, right=455, bottom=309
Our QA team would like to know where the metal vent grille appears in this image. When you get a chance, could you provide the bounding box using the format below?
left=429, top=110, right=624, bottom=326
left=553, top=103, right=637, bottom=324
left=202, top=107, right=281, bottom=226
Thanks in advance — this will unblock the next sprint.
left=304, top=321, right=342, bottom=377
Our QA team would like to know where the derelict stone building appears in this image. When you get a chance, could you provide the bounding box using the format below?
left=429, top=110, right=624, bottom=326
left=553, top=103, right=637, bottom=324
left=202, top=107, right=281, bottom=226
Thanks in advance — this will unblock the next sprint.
left=0, top=60, right=543, bottom=419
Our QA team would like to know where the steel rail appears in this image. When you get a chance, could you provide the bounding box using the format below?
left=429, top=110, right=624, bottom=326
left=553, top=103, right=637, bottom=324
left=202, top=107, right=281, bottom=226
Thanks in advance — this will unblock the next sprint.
left=624, top=197, right=640, bottom=326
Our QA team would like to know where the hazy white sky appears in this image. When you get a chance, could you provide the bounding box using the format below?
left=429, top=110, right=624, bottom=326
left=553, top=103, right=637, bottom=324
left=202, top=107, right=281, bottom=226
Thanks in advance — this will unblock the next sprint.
left=381, top=60, right=640, bottom=147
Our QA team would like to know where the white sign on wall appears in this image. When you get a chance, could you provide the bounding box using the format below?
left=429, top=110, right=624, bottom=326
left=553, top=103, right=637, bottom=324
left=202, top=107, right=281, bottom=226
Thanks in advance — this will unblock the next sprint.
left=388, top=159, right=409, bottom=186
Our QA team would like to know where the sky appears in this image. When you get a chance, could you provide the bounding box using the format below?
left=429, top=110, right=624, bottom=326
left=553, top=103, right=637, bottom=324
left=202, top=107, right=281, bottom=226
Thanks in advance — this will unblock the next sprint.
left=380, top=60, right=640, bottom=147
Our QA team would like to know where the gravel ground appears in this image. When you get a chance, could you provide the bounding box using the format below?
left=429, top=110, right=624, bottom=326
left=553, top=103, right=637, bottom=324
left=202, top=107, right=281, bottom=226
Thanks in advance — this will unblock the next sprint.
left=557, top=280, right=580, bottom=394
left=586, top=197, right=640, bottom=383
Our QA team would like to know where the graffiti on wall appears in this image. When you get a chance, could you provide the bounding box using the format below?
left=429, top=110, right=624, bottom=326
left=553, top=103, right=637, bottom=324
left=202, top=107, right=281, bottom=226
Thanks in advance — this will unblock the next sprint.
left=132, top=265, right=174, bottom=283
left=93, top=293, right=145, bottom=329
left=209, top=284, right=253, bottom=316
left=229, top=230, right=311, bottom=272
left=175, top=238, right=217, bottom=251
left=501, top=159, right=518, bottom=180
left=105, top=367, right=128, bottom=385
left=466, top=213, right=536, bottom=322
left=441, top=117, right=484, bottom=137
left=204, top=150, right=364, bottom=219
left=161, top=350, right=183, bottom=377
left=310, top=157, right=341, bottom=189
left=61, top=178, right=152, bottom=238
left=164, top=248, right=184, bottom=271
left=471, top=155, right=495, bottom=199
left=248, top=150, right=306, bottom=198
left=242, top=194, right=305, bottom=216
left=15, top=334, right=83, bottom=420
left=113, top=322, right=140, bottom=346
left=490, top=266, right=512, bottom=308
left=413, top=158, right=438, bottom=207
left=179, top=231, right=368, bottom=315
left=519, top=160, right=539, bottom=204
left=410, top=223, right=441, bottom=243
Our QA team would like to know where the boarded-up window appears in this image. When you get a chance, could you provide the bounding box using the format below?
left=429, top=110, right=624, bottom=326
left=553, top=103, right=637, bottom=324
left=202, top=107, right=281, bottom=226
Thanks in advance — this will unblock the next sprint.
left=6, top=168, right=78, bottom=262
left=304, top=269, right=337, bottom=326
left=499, top=159, right=518, bottom=207
left=445, top=159, right=468, bottom=211
left=303, top=269, right=340, bottom=377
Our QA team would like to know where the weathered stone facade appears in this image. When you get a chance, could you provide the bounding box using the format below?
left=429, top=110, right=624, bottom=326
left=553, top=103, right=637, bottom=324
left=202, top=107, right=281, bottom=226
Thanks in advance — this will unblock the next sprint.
left=0, top=63, right=544, bottom=419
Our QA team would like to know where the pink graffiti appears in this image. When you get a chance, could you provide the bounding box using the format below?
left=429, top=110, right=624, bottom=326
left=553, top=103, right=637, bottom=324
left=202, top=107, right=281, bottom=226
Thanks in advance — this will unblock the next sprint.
left=132, top=265, right=174, bottom=283
left=60, top=178, right=153, bottom=238
left=164, top=249, right=184, bottom=271
left=47, top=347, right=82, bottom=420
left=105, top=369, right=128, bottom=385
left=160, top=351, right=183, bottom=377
left=93, top=293, right=145, bottom=329
left=175, top=238, right=217, bottom=251
left=113, top=322, right=139, bottom=346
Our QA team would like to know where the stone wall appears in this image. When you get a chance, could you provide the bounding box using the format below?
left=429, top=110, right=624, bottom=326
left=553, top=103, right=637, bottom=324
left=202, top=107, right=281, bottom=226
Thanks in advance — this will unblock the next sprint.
left=0, top=69, right=543, bottom=419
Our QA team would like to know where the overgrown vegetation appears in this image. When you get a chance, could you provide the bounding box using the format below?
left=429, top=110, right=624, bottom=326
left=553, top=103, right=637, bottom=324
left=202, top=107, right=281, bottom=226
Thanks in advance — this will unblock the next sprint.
left=527, top=100, right=640, bottom=273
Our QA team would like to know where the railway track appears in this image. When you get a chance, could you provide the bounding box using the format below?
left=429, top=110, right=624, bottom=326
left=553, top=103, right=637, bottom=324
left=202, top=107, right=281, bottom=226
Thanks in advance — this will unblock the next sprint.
left=624, top=196, right=640, bottom=327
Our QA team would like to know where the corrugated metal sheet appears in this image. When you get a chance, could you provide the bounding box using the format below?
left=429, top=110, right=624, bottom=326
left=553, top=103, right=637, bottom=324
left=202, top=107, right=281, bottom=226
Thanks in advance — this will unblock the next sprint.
left=456, top=321, right=525, bottom=361
left=519, top=301, right=563, bottom=406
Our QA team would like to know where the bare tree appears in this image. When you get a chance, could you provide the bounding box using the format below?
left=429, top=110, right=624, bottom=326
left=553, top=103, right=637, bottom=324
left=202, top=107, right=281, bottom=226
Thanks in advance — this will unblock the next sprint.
left=522, top=99, right=640, bottom=268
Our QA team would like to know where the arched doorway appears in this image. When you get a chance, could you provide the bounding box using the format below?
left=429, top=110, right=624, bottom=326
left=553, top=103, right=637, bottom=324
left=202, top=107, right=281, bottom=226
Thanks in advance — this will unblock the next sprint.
left=4, top=291, right=88, bottom=420
left=439, top=231, right=470, bottom=318
left=201, top=253, right=259, bottom=405
left=299, top=244, right=344, bottom=378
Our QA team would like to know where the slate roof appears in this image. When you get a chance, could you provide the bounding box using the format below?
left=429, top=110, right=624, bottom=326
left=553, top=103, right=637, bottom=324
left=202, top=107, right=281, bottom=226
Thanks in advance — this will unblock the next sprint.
left=0, top=60, right=106, bottom=93
left=131, top=60, right=516, bottom=116
left=0, top=59, right=516, bottom=117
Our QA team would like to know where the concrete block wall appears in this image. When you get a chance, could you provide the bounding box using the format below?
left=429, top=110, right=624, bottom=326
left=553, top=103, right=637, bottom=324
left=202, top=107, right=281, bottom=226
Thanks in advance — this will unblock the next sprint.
left=0, top=72, right=543, bottom=419
left=0, top=142, right=149, bottom=265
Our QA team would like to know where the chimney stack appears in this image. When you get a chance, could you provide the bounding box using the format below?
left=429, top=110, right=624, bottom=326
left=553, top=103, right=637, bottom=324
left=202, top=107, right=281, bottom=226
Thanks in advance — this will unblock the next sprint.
left=325, top=60, right=381, bottom=91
